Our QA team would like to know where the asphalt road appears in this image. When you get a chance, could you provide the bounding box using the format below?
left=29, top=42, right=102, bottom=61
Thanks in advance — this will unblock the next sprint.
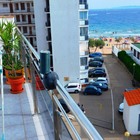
left=70, top=54, right=140, bottom=140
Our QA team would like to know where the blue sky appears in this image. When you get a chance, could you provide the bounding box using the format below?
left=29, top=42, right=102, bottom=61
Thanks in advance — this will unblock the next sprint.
left=88, top=0, right=140, bottom=9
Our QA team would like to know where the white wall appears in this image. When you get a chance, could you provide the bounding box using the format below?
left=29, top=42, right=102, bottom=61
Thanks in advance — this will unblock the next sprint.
left=128, top=105, right=140, bottom=135
left=49, top=0, right=80, bottom=85
left=123, top=98, right=140, bottom=135
left=33, top=0, right=48, bottom=53
left=123, top=98, right=130, bottom=129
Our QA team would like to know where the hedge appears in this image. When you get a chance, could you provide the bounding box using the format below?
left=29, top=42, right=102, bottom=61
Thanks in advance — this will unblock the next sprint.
left=118, top=50, right=140, bottom=82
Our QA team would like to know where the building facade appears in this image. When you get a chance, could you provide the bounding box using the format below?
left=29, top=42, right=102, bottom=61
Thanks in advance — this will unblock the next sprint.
left=130, top=43, right=140, bottom=65
left=34, top=0, right=89, bottom=85
left=0, top=0, right=89, bottom=85
left=79, top=0, right=89, bottom=83
left=0, top=0, right=36, bottom=49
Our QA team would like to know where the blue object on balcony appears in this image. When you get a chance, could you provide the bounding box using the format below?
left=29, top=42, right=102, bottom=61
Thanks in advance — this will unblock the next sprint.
left=43, top=71, right=59, bottom=90
left=40, top=50, right=50, bottom=74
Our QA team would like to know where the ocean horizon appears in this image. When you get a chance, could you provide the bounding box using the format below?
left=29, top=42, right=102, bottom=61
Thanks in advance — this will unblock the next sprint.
left=88, top=7, right=140, bottom=38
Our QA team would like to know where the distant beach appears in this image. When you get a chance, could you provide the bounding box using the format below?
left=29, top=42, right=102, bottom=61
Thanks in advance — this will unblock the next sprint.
left=88, top=7, right=140, bottom=38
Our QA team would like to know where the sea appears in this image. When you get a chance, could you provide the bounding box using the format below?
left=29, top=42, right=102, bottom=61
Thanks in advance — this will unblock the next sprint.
left=88, top=7, right=140, bottom=38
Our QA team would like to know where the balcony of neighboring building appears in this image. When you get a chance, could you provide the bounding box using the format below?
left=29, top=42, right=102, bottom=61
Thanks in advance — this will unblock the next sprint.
left=79, top=0, right=88, bottom=10
left=79, top=19, right=88, bottom=26
left=80, top=27, right=88, bottom=41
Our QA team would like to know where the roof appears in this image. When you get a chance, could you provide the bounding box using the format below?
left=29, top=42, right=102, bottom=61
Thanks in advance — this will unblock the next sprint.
left=124, top=88, right=140, bottom=106
left=132, top=43, right=140, bottom=49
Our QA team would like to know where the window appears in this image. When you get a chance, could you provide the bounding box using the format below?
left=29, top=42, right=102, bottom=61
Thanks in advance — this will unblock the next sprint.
left=15, top=3, right=19, bottom=10
left=137, top=52, right=140, bottom=59
left=134, top=49, right=136, bottom=57
left=67, top=86, right=77, bottom=88
left=80, top=0, right=87, bottom=4
left=16, top=15, right=20, bottom=22
left=3, top=3, right=8, bottom=7
left=21, top=3, right=25, bottom=10
left=80, top=57, right=87, bottom=66
left=80, top=11, right=87, bottom=20
left=23, top=26, right=27, bottom=33
left=80, top=27, right=88, bottom=36
left=22, top=15, right=26, bottom=22
left=138, top=114, right=140, bottom=131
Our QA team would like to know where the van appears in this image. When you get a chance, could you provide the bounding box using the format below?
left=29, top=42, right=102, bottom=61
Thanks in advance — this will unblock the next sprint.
left=64, top=82, right=82, bottom=93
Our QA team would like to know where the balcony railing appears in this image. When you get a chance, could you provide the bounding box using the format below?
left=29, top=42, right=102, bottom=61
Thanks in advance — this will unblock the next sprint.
left=17, top=29, right=103, bottom=140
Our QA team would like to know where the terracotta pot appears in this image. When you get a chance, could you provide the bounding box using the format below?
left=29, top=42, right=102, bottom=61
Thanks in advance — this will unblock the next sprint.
left=4, top=68, right=25, bottom=84
left=8, top=77, right=25, bottom=94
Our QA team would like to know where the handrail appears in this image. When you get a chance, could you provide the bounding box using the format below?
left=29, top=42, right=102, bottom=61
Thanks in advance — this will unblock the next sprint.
left=56, top=80, right=103, bottom=140
left=18, top=29, right=103, bottom=140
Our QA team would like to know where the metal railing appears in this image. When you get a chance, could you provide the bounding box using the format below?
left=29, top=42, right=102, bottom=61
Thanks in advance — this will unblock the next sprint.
left=18, top=29, right=104, bottom=140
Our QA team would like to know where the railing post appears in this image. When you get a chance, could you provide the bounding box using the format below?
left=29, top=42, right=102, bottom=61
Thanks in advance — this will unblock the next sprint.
left=20, top=40, right=28, bottom=81
left=53, top=90, right=61, bottom=140
left=29, top=53, right=38, bottom=114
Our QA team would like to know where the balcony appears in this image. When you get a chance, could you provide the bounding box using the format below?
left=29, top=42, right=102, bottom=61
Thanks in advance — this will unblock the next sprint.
left=79, top=20, right=88, bottom=26
left=79, top=4, right=88, bottom=10
left=80, top=35, right=88, bottom=41
left=0, top=28, right=103, bottom=139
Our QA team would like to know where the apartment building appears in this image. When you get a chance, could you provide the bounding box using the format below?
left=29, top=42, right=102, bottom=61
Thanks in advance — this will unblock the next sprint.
left=0, top=0, right=89, bottom=85
left=0, top=0, right=36, bottom=49
left=34, top=0, right=89, bottom=85
left=79, top=0, right=89, bottom=83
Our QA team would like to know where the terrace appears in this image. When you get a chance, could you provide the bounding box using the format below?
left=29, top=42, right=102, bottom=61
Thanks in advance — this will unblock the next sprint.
left=0, top=28, right=103, bottom=139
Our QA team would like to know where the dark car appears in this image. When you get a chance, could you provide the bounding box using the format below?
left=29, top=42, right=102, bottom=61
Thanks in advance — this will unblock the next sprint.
left=89, top=82, right=108, bottom=91
left=89, top=52, right=102, bottom=58
left=83, top=85, right=102, bottom=95
left=89, top=67, right=106, bottom=73
left=89, top=60, right=103, bottom=67
left=90, top=56, right=104, bottom=63
left=88, top=69, right=106, bottom=77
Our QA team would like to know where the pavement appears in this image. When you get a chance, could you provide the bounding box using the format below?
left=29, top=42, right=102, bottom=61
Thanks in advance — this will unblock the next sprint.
left=0, top=79, right=54, bottom=140
left=71, top=53, right=140, bottom=140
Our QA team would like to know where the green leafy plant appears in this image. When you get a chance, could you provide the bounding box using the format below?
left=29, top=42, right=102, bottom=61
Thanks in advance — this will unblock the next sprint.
left=0, top=20, right=23, bottom=77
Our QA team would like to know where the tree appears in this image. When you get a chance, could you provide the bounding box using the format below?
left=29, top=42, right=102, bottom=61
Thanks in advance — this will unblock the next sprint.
left=115, top=37, right=122, bottom=44
left=88, top=38, right=105, bottom=53
left=93, top=39, right=105, bottom=52
left=88, top=38, right=94, bottom=53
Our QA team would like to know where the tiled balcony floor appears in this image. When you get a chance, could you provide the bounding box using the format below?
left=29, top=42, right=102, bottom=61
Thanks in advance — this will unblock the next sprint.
left=0, top=78, right=54, bottom=140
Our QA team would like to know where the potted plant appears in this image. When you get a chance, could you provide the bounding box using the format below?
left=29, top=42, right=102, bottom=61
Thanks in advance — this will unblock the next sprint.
left=0, top=20, right=25, bottom=93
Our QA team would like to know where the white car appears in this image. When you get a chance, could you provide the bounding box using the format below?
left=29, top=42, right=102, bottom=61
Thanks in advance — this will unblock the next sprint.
left=118, top=102, right=124, bottom=113
left=64, top=82, right=82, bottom=93
left=90, top=77, right=108, bottom=85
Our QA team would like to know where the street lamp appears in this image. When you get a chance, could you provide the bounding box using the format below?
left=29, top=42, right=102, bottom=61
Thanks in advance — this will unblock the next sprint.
left=132, top=63, right=136, bottom=86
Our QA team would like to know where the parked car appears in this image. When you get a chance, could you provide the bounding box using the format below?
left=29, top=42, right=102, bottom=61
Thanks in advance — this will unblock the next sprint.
left=90, top=56, right=104, bottom=63
left=64, top=82, right=81, bottom=93
left=89, top=67, right=105, bottom=73
left=89, top=60, right=103, bottom=67
left=83, top=85, right=102, bottom=95
left=118, top=102, right=124, bottom=114
left=90, top=77, right=108, bottom=85
left=89, top=52, right=102, bottom=58
left=88, top=69, right=106, bottom=77
left=89, top=82, right=108, bottom=91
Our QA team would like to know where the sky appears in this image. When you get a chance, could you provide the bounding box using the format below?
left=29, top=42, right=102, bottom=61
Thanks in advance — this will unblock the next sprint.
left=88, top=0, right=140, bottom=9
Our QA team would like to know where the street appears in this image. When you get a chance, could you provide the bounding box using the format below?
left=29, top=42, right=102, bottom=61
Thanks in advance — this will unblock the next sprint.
left=70, top=54, right=140, bottom=139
